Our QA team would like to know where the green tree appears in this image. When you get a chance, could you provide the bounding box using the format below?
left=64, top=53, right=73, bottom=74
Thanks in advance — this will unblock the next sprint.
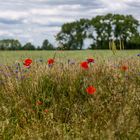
left=22, top=42, right=35, bottom=50
left=113, top=14, right=139, bottom=49
left=56, top=19, right=90, bottom=50
left=37, top=46, right=41, bottom=50
left=127, top=34, right=140, bottom=49
left=90, top=14, right=139, bottom=49
left=41, top=39, right=54, bottom=50
left=0, top=39, right=22, bottom=50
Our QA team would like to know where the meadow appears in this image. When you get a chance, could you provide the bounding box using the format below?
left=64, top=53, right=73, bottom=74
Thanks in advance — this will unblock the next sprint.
left=0, top=50, right=140, bottom=140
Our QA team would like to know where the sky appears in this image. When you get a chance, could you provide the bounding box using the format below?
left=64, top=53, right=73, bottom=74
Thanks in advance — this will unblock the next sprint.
left=0, top=0, right=140, bottom=47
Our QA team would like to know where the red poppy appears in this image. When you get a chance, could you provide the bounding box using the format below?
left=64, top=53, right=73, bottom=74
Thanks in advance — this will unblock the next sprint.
left=44, top=109, right=48, bottom=113
left=24, top=58, right=32, bottom=66
left=48, top=59, right=54, bottom=65
left=87, top=58, right=94, bottom=63
left=86, top=86, right=96, bottom=95
left=80, top=61, right=89, bottom=69
left=36, top=101, right=43, bottom=105
left=121, top=65, right=128, bottom=71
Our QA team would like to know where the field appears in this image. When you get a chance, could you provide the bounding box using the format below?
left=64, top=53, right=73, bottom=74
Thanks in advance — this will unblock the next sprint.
left=0, top=50, right=140, bottom=140
left=0, top=50, right=139, bottom=64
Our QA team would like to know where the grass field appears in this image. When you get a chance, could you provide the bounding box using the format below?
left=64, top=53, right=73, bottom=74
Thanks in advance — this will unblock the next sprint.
left=0, top=50, right=139, bottom=64
left=0, top=50, right=140, bottom=140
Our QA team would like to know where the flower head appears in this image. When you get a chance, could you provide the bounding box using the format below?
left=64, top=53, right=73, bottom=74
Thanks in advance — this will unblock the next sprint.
left=44, top=109, right=48, bottom=113
left=80, top=61, right=89, bottom=69
left=24, top=58, right=32, bottom=67
left=36, top=101, right=43, bottom=105
left=121, top=65, right=128, bottom=71
left=86, top=86, right=96, bottom=95
left=137, top=54, right=140, bottom=57
left=87, top=58, right=94, bottom=63
left=48, top=59, right=54, bottom=65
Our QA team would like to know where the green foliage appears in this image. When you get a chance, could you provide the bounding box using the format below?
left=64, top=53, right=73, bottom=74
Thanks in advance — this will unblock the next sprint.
left=0, top=39, right=22, bottom=50
left=127, top=34, right=140, bottom=49
left=0, top=39, right=54, bottom=51
left=56, top=19, right=90, bottom=50
left=57, top=13, right=140, bottom=50
left=22, top=42, right=35, bottom=50
left=41, top=39, right=54, bottom=50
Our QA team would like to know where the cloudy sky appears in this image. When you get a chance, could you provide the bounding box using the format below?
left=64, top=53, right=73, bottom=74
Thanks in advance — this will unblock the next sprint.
left=0, top=0, right=140, bottom=46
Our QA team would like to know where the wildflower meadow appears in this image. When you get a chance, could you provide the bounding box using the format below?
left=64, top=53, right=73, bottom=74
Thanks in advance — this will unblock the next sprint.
left=0, top=50, right=140, bottom=139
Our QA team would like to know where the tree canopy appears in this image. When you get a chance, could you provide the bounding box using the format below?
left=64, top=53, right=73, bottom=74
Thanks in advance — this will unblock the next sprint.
left=56, top=13, right=140, bottom=50
left=0, top=39, right=22, bottom=50
left=22, top=42, right=35, bottom=50
left=41, top=39, right=54, bottom=50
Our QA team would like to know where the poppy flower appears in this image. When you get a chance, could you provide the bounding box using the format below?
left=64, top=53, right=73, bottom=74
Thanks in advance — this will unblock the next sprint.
left=87, top=58, right=94, bottom=63
left=48, top=59, right=54, bottom=65
left=36, top=101, right=43, bottom=105
left=80, top=61, right=89, bottom=69
left=24, top=58, right=32, bottom=66
left=44, top=109, right=48, bottom=113
left=121, top=65, right=128, bottom=71
left=86, top=86, right=96, bottom=95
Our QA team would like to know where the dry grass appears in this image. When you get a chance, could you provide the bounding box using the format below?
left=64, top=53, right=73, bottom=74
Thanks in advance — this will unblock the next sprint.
left=0, top=50, right=140, bottom=140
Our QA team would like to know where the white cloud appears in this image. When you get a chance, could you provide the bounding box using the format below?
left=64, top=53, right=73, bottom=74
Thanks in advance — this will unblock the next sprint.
left=100, top=0, right=128, bottom=12
left=0, top=10, right=28, bottom=20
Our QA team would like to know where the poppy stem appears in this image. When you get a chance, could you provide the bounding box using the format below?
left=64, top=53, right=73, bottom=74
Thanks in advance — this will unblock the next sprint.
left=53, top=52, right=57, bottom=60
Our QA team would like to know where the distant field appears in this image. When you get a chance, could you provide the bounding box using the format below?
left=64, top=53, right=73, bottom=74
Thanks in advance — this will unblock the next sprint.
left=0, top=50, right=139, bottom=64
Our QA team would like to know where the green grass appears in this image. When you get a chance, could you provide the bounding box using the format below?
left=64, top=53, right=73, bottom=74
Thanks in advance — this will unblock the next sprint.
left=0, top=50, right=140, bottom=140
left=0, top=50, right=139, bottom=64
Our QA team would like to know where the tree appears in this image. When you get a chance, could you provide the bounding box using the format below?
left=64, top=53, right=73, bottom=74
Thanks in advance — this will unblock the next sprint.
left=41, top=39, right=54, bottom=50
left=37, top=46, right=42, bottom=50
left=112, top=14, right=139, bottom=49
left=22, top=42, right=35, bottom=50
left=127, top=34, right=140, bottom=49
left=0, top=39, right=22, bottom=50
left=56, top=19, right=90, bottom=50
left=57, top=14, right=139, bottom=50
left=90, top=14, right=139, bottom=49
left=0, top=43, right=5, bottom=50
left=56, top=22, right=75, bottom=50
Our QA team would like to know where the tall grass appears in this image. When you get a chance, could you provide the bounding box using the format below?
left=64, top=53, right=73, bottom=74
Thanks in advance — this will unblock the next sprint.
left=0, top=50, right=140, bottom=139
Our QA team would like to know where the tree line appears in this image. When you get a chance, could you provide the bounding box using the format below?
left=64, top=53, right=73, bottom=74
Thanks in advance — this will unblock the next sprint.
left=0, top=13, right=140, bottom=50
left=0, top=39, right=54, bottom=50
